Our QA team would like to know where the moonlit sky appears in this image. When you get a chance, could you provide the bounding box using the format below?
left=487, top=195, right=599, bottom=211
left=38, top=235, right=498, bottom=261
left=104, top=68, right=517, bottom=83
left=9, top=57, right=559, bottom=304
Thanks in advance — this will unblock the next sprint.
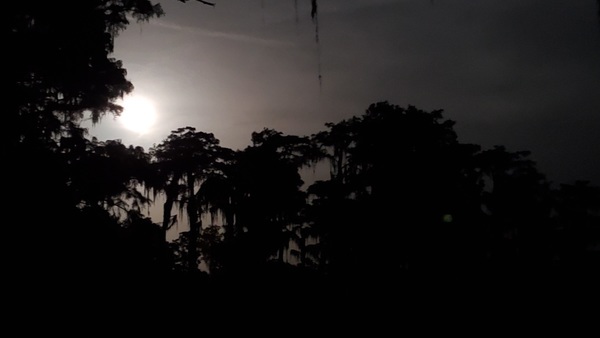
left=85, top=0, right=600, bottom=186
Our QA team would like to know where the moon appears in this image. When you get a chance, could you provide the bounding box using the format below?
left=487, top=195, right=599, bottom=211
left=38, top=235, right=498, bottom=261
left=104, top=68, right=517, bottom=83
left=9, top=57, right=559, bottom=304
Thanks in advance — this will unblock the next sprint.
left=119, top=95, right=157, bottom=134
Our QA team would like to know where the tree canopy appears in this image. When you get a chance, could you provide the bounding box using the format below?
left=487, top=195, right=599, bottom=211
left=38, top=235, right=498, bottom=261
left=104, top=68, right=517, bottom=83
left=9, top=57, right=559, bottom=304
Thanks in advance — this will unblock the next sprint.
left=5, top=0, right=599, bottom=306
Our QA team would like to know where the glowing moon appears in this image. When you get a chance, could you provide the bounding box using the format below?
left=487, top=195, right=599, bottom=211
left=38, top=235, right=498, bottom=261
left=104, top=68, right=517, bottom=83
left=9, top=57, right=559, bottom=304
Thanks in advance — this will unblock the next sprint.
left=120, top=96, right=157, bottom=134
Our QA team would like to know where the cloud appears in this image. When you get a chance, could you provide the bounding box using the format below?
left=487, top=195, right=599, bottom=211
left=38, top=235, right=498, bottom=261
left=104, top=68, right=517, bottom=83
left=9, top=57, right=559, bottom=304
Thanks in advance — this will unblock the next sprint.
left=152, top=19, right=295, bottom=47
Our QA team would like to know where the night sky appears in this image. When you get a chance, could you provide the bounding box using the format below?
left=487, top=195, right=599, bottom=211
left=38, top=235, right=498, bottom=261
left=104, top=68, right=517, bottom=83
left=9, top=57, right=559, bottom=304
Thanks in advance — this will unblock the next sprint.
left=85, top=0, right=600, bottom=186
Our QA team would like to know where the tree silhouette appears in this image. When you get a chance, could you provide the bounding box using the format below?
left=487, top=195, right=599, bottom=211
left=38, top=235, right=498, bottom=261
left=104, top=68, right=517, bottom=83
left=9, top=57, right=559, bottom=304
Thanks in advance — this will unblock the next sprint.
left=65, top=138, right=151, bottom=214
left=6, top=0, right=165, bottom=277
left=4, top=0, right=326, bottom=281
left=6, top=0, right=599, bottom=296
left=307, top=101, right=600, bottom=288
left=475, top=146, right=553, bottom=272
left=214, top=128, right=317, bottom=275
left=150, top=127, right=233, bottom=273
left=8, top=1, right=163, bottom=141
left=309, top=102, right=485, bottom=281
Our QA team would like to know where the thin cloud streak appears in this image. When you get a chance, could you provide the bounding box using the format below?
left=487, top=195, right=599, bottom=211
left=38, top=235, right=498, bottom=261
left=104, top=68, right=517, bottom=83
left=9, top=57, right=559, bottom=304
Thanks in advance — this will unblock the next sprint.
left=152, top=19, right=295, bottom=47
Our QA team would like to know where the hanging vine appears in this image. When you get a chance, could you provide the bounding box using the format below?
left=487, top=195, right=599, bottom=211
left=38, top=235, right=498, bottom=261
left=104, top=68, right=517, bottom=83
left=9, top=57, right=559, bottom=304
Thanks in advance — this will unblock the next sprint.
left=310, top=0, right=322, bottom=89
left=192, top=0, right=322, bottom=88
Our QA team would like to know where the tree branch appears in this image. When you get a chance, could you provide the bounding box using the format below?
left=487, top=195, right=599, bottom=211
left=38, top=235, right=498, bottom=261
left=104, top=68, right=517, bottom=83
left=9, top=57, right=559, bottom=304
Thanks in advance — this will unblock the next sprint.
left=197, top=0, right=216, bottom=6
left=178, top=0, right=215, bottom=6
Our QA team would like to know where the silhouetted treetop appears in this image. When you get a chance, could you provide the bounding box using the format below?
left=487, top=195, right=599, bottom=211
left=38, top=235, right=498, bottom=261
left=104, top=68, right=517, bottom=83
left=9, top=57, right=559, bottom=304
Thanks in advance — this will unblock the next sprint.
left=151, top=127, right=224, bottom=167
left=251, top=128, right=321, bottom=168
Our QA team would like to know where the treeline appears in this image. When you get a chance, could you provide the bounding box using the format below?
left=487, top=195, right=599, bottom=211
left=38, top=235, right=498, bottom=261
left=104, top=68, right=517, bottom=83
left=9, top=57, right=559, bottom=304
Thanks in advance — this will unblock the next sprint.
left=6, top=1, right=599, bottom=296
left=6, top=100, right=600, bottom=285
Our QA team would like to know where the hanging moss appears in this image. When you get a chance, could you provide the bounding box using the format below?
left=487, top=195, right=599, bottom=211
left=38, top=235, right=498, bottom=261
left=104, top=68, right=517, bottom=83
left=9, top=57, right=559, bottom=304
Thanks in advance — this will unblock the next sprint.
left=311, top=0, right=322, bottom=89
left=259, top=1, right=323, bottom=88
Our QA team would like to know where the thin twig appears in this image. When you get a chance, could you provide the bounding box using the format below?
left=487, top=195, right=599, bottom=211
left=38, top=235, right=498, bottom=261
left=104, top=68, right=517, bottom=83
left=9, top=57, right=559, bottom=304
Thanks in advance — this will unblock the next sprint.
left=197, top=0, right=215, bottom=6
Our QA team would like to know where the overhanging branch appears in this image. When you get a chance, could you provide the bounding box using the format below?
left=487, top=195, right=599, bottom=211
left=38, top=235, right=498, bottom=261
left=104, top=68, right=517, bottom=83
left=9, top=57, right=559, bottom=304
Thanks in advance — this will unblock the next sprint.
left=178, top=0, right=216, bottom=6
left=197, top=0, right=215, bottom=6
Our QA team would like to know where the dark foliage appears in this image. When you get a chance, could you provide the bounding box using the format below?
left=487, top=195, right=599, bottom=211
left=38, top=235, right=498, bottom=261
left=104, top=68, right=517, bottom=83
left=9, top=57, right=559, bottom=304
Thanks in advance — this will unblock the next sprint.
left=5, top=1, right=599, bottom=307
